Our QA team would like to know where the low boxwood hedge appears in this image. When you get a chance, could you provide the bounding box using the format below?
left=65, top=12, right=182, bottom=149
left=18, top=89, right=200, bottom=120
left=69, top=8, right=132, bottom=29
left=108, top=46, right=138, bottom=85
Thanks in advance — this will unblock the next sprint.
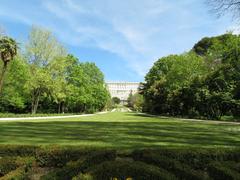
left=40, top=150, right=116, bottom=180
left=0, top=157, right=18, bottom=177
left=1, top=146, right=240, bottom=179
left=132, top=150, right=208, bottom=180
left=1, top=167, right=28, bottom=180
left=0, top=145, right=36, bottom=157
left=132, top=148, right=240, bottom=170
left=207, top=162, right=240, bottom=180
left=90, top=159, right=177, bottom=180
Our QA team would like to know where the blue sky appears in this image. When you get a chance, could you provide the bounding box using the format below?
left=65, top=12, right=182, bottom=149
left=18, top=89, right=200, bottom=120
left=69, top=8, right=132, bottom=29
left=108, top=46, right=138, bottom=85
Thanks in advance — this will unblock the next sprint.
left=0, top=0, right=236, bottom=82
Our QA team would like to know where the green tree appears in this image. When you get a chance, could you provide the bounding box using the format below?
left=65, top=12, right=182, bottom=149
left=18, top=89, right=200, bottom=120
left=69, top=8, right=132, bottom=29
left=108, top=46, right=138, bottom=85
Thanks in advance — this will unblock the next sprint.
left=66, top=60, right=109, bottom=113
left=142, top=52, right=207, bottom=115
left=25, top=26, right=66, bottom=114
left=0, top=55, right=30, bottom=112
left=0, top=36, right=18, bottom=94
left=112, top=97, right=121, bottom=105
left=127, top=92, right=143, bottom=112
left=142, top=33, right=240, bottom=120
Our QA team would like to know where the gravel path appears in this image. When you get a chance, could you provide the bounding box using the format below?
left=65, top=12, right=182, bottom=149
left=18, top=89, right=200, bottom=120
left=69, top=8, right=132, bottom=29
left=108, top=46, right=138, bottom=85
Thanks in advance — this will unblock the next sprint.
left=0, top=112, right=107, bottom=121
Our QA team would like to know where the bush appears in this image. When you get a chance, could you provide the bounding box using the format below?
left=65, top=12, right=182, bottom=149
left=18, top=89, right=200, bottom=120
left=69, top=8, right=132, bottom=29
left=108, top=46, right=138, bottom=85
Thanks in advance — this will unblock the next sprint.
left=90, top=159, right=177, bottom=180
left=80, top=150, right=116, bottom=171
left=132, top=148, right=240, bottom=170
left=132, top=150, right=207, bottom=180
left=0, top=157, right=18, bottom=176
left=40, top=166, right=79, bottom=180
left=35, top=146, right=89, bottom=167
left=40, top=150, right=116, bottom=180
left=72, top=173, right=93, bottom=180
left=207, top=162, right=240, bottom=180
left=0, top=167, right=28, bottom=180
left=0, top=145, right=36, bottom=157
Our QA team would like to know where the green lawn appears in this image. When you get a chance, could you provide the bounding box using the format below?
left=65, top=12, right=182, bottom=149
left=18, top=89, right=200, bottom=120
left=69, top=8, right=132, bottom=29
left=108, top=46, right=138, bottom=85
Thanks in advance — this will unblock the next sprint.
left=0, top=112, right=239, bottom=149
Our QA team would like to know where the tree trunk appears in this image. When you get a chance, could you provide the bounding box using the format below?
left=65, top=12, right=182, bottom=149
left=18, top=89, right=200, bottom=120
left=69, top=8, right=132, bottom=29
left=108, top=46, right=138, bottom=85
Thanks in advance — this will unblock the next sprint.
left=58, top=102, right=61, bottom=114
left=31, top=89, right=40, bottom=114
left=0, top=62, right=8, bottom=94
left=61, top=102, right=65, bottom=114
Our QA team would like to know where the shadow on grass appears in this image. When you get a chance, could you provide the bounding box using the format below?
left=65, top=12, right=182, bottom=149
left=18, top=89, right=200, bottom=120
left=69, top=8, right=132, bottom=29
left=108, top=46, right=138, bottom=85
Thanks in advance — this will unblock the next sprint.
left=0, top=113, right=239, bottom=149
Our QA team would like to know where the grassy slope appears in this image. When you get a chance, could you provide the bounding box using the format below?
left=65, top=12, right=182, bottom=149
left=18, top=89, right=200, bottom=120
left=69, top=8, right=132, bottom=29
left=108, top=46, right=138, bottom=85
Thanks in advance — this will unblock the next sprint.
left=0, top=112, right=239, bottom=149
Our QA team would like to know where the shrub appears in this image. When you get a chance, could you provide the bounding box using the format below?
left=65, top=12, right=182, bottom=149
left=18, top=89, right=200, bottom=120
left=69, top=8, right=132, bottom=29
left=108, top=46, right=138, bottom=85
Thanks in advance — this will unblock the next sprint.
left=132, top=149, right=209, bottom=180
left=0, top=145, right=36, bottom=157
left=207, top=162, right=240, bottom=180
left=90, top=159, right=177, bottom=180
left=0, top=167, right=28, bottom=180
left=0, top=157, right=18, bottom=176
left=132, top=148, right=240, bottom=170
left=72, top=173, right=93, bottom=180
left=40, top=150, right=116, bottom=180
left=80, top=150, right=116, bottom=171
left=40, top=166, right=78, bottom=180
left=35, top=146, right=88, bottom=167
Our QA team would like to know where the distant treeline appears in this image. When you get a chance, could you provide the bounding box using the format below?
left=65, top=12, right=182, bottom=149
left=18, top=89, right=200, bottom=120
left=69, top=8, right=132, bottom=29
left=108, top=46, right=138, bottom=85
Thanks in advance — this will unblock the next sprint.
left=0, top=26, right=110, bottom=114
left=141, top=33, right=240, bottom=120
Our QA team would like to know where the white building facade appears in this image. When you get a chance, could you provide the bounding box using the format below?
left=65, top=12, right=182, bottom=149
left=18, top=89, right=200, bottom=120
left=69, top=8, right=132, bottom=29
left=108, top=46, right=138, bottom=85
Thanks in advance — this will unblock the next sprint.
left=106, top=82, right=140, bottom=103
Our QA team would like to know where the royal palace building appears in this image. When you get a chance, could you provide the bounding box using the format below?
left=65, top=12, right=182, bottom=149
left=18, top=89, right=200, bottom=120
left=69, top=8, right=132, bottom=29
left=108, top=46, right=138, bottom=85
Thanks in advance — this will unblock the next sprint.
left=106, top=82, right=140, bottom=103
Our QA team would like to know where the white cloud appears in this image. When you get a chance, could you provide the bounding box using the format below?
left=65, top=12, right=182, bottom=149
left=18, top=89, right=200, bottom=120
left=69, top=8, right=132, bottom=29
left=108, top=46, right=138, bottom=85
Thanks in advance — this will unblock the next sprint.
left=0, top=0, right=235, bottom=80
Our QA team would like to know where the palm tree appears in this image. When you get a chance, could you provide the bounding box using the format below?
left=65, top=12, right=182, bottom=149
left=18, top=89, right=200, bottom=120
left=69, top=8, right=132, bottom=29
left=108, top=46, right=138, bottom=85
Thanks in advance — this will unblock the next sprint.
left=0, top=36, right=18, bottom=94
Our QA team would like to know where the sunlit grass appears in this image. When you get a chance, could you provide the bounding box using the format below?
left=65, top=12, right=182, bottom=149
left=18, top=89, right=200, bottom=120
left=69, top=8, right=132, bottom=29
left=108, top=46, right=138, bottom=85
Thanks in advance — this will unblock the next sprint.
left=0, top=112, right=239, bottom=149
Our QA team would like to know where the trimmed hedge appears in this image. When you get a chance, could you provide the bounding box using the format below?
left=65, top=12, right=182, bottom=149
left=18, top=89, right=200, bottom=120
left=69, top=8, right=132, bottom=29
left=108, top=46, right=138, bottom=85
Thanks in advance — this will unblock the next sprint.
left=0, top=157, right=18, bottom=177
left=0, top=156, right=34, bottom=178
left=80, top=150, right=116, bottom=171
left=0, top=145, right=36, bottom=157
left=40, top=150, right=116, bottom=180
left=207, top=162, right=240, bottom=180
left=1, top=146, right=240, bottom=179
left=35, top=146, right=91, bottom=167
left=132, top=150, right=208, bottom=180
left=132, top=148, right=240, bottom=170
left=1, top=167, right=28, bottom=180
left=72, top=173, right=93, bottom=180
left=90, top=159, right=177, bottom=180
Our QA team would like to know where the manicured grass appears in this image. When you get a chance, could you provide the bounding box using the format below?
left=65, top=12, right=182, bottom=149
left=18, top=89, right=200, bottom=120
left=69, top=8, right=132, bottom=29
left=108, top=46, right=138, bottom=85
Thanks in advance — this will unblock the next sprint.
left=0, top=112, right=239, bottom=149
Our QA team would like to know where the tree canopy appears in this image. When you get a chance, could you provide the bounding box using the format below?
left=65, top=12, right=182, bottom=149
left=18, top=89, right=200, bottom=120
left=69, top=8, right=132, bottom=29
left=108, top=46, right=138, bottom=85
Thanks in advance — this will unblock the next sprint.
left=142, top=33, right=240, bottom=120
left=0, top=26, right=110, bottom=114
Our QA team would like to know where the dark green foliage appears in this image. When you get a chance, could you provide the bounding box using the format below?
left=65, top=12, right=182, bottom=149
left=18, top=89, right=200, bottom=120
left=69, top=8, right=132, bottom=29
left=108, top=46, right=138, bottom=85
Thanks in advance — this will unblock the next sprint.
left=91, top=160, right=177, bottom=180
left=72, top=173, right=93, bottom=180
left=40, top=162, right=81, bottom=180
left=132, top=150, right=209, bottom=180
left=0, top=157, right=18, bottom=176
left=0, top=156, right=34, bottom=178
left=193, top=37, right=213, bottom=56
left=0, top=28, right=110, bottom=114
left=80, top=150, right=116, bottom=171
left=0, top=145, right=36, bottom=157
left=142, top=33, right=240, bottom=120
left=35, top=146, right=90, bottom=167
left=127, top=93, right=143, bottom=112
left=132, top=149, right=240, bottom=170
left=2, top=146, right=240, bottom=179
left=207, top=162, right=240, bottom=180
left=40, top=150, right=116, bottom=180
left=1, top=167, right=28, bottom=180
left=112, top=97, right=121, bottom=105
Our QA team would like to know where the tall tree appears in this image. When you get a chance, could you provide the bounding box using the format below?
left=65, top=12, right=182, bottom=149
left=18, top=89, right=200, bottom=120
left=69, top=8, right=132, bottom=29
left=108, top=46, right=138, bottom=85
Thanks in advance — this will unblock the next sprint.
left=25, top=26, right=66, bottom=114
left=0, top=56, right=30, bottom=113
left=0, top=36, right=18, bottom=94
